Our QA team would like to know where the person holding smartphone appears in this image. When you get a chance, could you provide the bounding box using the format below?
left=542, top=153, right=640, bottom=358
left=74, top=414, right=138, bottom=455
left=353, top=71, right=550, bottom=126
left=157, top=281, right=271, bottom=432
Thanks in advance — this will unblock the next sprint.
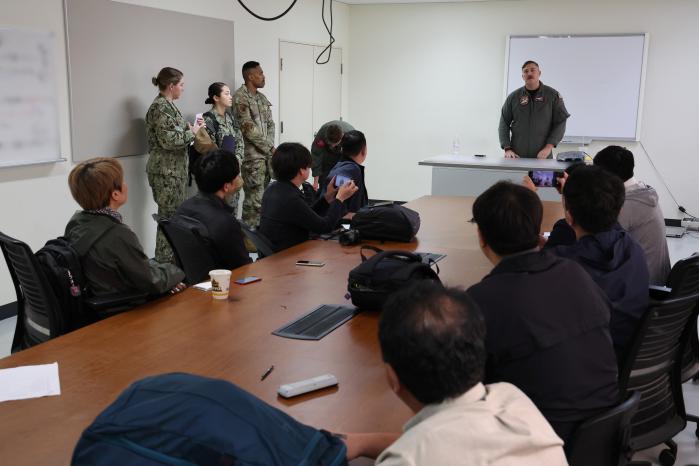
left=202, top=82, right=245, bottom=216
left=259, top=143, right=358, bottom=253
left=146, top=67, right=205, bottom=263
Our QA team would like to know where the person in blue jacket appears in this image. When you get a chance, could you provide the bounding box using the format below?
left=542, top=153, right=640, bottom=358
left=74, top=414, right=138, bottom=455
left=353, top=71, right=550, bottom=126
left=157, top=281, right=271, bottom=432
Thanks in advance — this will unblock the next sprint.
left=324, top=130, right=369, bottom=215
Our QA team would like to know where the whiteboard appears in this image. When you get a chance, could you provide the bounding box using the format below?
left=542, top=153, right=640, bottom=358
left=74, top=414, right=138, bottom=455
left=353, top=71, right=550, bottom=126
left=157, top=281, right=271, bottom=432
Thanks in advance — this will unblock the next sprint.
left=505, top=34, right=647, bottom=141
left=65, top=0, right=235, bottom=161
left=0, top=28, right=62, bottom=167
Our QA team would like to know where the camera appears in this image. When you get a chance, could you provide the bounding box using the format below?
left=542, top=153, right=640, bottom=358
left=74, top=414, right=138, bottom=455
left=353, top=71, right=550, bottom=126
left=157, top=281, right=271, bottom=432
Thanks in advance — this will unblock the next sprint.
left=339, top=229, right=361, bottom=246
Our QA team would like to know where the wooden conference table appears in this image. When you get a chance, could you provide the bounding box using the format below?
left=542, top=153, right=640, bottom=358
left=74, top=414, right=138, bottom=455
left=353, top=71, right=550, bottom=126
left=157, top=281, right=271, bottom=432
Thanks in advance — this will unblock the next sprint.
left=0, top=196, right=563, bottom=465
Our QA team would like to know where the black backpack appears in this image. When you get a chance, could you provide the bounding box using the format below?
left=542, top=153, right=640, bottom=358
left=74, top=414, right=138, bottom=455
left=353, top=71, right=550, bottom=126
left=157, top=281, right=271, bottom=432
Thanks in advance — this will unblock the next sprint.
left=34, top=222, right=117, bottom=331
left=35, top=238, right=91, bottom=331
left=350, top=203, right=420, bottom=242
left=347, top=246, right=441, bottom=310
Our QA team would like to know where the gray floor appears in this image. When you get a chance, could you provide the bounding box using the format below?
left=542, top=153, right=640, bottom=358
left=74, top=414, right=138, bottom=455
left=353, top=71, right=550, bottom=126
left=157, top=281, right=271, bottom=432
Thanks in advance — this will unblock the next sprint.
left=1, top=237, right=699, bottom=464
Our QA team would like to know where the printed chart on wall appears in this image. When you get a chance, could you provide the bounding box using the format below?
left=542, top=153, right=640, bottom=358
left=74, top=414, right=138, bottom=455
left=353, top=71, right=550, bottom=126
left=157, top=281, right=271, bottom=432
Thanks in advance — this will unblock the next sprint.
left=0, top=28, right=62, bottom=168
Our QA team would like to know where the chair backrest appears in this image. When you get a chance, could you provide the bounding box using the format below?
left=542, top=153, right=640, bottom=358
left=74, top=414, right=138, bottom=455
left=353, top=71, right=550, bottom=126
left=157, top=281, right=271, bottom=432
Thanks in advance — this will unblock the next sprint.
left=619, top=291, right=699, bottom=450
left=239, top=222, right=275, bottom=259
left=567, top=391, right=641, bottom=466
left=155, top=215, right=217, bottom=285
left=0, top=231, right=64, bottom=352
left=666, top=253, right=699, bottom=382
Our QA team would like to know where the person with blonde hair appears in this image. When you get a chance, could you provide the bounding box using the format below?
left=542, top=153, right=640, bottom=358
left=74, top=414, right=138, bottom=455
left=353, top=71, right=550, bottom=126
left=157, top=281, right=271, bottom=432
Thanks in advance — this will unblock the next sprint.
left=65, top=157, right=185, bottom=298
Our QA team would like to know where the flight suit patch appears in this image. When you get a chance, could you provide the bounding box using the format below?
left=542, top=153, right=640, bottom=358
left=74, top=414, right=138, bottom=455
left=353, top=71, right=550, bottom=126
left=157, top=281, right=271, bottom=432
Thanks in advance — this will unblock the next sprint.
left=519, top=96, right=529, bottom=105
left=535, top=96, right=544, bottom=102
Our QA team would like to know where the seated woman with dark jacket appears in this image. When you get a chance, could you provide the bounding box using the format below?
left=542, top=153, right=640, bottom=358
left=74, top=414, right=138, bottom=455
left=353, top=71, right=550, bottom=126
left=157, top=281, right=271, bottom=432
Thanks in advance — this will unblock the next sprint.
left=258, top=142, right=358, bottom=252
left=65, top=158, right=185, bottom=298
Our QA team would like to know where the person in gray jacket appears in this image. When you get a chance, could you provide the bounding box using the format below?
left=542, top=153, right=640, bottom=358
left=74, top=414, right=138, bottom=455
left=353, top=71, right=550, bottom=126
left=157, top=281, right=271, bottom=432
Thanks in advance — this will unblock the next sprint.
left=65, top=157, right=185, bottom=298
left=594, top=145, right=671, bottom=285
left=499, top=60, right=570, bottom=159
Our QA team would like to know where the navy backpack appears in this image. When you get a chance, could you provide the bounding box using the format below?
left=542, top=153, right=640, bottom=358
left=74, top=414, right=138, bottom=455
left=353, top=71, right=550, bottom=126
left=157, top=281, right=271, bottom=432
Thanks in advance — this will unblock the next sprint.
left=72, top=373, right=347, bottom=466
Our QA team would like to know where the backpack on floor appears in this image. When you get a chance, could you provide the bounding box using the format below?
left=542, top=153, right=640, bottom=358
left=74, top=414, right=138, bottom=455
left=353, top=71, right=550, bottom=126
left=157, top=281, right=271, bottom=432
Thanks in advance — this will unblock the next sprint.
left=350, top=203, right=420, bottom=242
left=72, top=372, right=348, bottom=466
left=348, top=246, right=441, bottom=310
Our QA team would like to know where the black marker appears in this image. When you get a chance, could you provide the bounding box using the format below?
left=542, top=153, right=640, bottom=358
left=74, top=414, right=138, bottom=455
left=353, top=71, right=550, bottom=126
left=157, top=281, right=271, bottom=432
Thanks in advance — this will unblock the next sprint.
left=261, top=365, right=274, bottom=381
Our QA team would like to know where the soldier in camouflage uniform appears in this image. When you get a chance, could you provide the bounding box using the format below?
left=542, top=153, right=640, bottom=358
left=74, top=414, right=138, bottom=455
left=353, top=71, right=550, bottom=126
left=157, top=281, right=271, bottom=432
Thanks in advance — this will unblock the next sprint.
left=233, top=61, right=275, bottom=228
left=311, top=120, right=354, bottom=193
left=145, top=67, right=205, bottom=263
left=203, top=82, right=245, bottom=217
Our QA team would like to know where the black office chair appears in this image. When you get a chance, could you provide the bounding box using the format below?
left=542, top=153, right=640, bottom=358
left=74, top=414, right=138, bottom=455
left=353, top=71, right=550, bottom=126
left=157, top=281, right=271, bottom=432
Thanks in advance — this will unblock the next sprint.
left=0, top=231, right=67, bottom=351
left=154, top=214, right=217, bottom=285
left=238, top=221, right=275, bottom=259
left=567, top=391, right=641, bottom=466
left=669, top=253, right=699, bottom=437
left=620, top=269, right=699, bottom=466
left=0, top=231, right=147, bottom=352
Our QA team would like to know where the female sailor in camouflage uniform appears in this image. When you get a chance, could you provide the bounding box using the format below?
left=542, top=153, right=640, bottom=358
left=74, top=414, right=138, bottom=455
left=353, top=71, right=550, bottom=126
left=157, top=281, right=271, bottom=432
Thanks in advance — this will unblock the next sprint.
left=145, top=67, right=204, bottom=263
left=203, top=82, right=245, bottom=217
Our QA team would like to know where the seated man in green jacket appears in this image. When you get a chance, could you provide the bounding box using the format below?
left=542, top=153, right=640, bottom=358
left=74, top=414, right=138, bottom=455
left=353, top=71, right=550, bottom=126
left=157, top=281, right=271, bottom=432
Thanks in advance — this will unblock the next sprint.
left=65, top=157, right=185, bottom=298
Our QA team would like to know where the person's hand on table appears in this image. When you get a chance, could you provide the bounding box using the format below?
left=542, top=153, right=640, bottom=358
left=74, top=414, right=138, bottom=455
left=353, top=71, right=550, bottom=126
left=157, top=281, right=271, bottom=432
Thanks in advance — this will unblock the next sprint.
left=504, top=149, right=519, bottom=159
left=169, top=282, right=187, bottom=295
left=536, top=144, right=554, bottom=159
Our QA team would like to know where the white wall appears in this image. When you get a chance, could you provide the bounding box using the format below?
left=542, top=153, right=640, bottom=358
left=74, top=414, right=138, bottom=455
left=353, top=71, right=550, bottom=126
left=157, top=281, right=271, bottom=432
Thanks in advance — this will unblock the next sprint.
left=348, top=0, right=699, bottom=217
left=0, top=0, right=349, bottom=306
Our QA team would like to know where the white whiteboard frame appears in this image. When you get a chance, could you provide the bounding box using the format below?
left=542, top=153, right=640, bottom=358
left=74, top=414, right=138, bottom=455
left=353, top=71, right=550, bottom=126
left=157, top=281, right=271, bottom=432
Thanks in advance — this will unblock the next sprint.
left=503, top=33, right=649, bottom=142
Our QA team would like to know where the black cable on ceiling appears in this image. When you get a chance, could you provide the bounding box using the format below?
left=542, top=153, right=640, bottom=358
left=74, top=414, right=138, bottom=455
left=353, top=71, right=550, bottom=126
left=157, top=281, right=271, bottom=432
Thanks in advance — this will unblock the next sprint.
left=236, top=0, right=298, bottom=21
left=316, top=0, right=336, bottom=65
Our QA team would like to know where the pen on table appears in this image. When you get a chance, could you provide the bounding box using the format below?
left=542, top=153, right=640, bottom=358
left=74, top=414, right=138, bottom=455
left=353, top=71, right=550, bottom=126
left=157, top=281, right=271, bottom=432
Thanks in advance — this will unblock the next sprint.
left=261, top=365, right=274, bottom=381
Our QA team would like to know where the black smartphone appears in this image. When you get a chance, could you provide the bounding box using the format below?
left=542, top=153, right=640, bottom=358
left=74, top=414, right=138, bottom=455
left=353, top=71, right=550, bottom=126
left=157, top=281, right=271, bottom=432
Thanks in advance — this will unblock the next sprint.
left=528, top=170, right=563, bottom=188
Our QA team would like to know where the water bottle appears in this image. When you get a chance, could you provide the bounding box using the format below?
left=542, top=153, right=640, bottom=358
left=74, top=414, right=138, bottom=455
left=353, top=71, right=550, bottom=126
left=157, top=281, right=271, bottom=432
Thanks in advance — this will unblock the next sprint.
left=451, top=137, right=461, bottom=155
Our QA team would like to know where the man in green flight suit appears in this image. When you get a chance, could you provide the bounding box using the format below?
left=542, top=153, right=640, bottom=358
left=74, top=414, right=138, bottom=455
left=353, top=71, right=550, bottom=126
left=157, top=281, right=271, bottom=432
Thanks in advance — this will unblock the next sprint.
left=233, top=61, right=275, bottom=228
left=499, top=60, right=570, bottom=159
left=311, top=120, right=354, bottom=193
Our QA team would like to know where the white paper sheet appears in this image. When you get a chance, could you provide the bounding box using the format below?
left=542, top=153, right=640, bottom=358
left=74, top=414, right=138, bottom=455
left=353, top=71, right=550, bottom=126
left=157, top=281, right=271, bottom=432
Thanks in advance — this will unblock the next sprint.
left=0, top=362, right=61, bottom=403
left=193, top=281, right=212, bottom=291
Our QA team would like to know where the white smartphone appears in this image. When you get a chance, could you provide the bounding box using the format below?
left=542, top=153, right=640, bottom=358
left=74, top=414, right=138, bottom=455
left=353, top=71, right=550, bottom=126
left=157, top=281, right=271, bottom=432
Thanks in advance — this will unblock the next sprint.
left=295, top=260, right=325, bottom=267
left=194, top=113, right=203, bottom=124
left=335, top=175, right=352, bottom=187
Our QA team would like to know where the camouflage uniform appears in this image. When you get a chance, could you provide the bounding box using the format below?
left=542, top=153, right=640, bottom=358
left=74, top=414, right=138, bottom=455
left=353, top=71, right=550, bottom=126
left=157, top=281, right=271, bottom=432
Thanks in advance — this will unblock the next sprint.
left=233, top=85, right=275, bottom=227
left=145, top=94, right=194, bottom=263
left=311, top=120, right=354, bottom=193
left=204, top=109, right=245, bottom=217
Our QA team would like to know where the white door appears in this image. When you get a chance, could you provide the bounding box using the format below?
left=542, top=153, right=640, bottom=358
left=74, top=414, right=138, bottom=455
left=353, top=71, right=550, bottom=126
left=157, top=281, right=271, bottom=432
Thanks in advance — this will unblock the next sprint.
left=312, top=46, right=343, bottom=130
left=279, top=42, right=314, bottom=146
